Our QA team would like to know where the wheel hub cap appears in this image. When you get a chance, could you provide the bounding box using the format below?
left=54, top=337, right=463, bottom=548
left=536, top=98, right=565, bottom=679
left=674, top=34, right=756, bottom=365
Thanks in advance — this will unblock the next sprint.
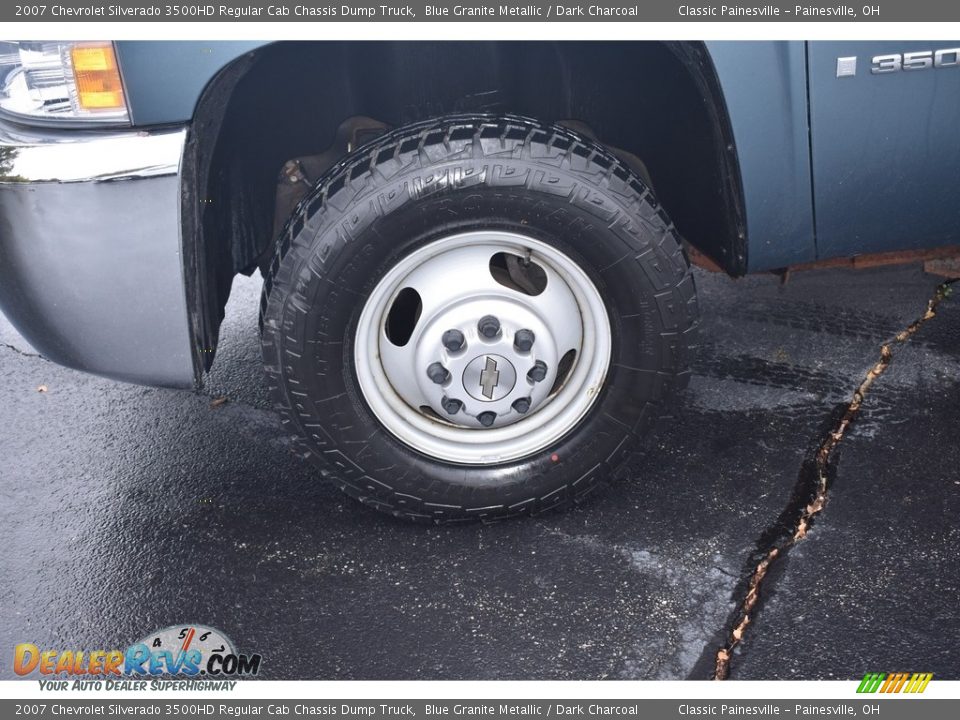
left=464, top=355, right=515, bottom=402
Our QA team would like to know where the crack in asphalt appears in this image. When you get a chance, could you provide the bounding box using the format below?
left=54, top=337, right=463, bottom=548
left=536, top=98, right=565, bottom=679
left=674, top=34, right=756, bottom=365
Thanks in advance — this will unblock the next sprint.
left=0, top=341, right=44, bottom=360
left=711, top=280, right=956, bottom=681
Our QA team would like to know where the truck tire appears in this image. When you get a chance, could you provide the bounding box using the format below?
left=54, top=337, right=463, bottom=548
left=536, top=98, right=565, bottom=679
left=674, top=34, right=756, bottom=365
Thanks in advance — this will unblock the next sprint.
left=260, top=115, right=698, bottom=522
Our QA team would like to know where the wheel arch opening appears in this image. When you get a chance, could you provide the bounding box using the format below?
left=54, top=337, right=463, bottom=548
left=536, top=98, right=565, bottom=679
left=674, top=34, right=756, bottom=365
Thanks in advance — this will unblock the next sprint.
left=187, top=40, right=745, bottom=370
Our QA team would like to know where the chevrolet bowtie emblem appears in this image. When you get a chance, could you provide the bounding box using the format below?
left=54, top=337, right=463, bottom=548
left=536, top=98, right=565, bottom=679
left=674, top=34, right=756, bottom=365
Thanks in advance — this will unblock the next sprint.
left=479, top=356, right=500, bottom=399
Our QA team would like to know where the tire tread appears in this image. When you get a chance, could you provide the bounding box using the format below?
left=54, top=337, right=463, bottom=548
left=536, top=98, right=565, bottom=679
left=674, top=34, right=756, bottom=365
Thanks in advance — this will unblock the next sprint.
left=260, top=115, right=697, bottom=522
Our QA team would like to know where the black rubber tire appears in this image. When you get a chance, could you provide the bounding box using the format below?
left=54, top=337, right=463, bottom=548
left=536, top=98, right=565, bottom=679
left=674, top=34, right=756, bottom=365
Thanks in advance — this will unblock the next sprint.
left=260, top=115, right=698, bottom=522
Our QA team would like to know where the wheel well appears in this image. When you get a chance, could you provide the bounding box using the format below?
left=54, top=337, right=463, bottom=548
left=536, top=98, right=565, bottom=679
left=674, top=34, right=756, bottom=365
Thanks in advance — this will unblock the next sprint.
left=185, top=41, right=745, bottom=369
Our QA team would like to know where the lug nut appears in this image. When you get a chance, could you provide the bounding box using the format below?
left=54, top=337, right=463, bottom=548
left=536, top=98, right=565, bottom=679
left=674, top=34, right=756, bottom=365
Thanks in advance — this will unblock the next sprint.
left=477, top=315, right=501, bottom=339
left=441, top=397, right=463, bottom=415
left=426, top=362, right=450, bottom=384
left=442, top=329, right=465, bottom=352
left=528, top=360, right=548, bottom=383
left=477, top=411, right=497, bottom=427
left=512, top=397, right=532, bottom=414
left=514, top=329, right=535, bottom=352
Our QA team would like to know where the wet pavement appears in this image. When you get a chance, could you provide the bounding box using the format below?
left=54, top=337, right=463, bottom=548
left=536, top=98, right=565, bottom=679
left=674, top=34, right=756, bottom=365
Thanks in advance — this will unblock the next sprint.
left=1, top=265, right=958, bottom=681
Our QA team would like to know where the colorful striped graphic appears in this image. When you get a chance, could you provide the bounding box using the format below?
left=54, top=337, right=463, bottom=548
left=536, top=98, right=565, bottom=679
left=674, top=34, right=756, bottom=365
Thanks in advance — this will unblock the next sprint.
left=857, top=672, right=933, bottom=694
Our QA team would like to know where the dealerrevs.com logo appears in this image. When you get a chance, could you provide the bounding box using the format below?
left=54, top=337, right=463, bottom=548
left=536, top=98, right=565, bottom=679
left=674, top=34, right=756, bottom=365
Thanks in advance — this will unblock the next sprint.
left=14, top=624, right=262, bottom=690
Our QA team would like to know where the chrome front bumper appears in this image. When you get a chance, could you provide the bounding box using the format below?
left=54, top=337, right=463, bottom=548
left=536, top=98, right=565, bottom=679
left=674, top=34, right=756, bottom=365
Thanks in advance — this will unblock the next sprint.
left=0, top=123, right=196, bottom=388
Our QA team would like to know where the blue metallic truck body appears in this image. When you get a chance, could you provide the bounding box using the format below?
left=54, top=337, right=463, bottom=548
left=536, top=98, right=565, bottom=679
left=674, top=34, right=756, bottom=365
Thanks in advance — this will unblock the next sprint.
left=115, top=40, right=822, bottom=272
left=2, top=40, right=959, bottom=389
left=116, top=40, right=960, bottom=272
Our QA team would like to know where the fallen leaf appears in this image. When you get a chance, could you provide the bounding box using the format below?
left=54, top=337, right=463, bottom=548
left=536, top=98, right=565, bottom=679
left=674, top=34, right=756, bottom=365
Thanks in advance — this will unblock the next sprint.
left=210, top=397, right=228, bottom=408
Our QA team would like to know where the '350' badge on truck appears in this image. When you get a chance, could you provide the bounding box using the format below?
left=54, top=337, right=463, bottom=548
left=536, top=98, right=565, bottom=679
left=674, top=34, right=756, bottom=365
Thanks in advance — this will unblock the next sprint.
left=872, top=48, right=960, bottom=73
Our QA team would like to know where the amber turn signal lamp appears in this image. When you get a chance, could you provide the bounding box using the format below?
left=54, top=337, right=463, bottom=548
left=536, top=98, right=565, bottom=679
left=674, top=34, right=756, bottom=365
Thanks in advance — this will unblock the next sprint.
left=70, top=43, right=125, bottom=111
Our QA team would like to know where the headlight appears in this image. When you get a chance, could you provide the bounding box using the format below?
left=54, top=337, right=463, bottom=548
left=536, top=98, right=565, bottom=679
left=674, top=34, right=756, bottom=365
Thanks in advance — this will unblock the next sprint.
left=0, top=41, right=129, bottom=124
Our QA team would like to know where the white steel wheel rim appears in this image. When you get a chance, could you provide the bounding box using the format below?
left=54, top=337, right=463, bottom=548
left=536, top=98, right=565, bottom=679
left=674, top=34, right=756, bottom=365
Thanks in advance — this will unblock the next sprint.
left=354, top=231, right=612, bottom=465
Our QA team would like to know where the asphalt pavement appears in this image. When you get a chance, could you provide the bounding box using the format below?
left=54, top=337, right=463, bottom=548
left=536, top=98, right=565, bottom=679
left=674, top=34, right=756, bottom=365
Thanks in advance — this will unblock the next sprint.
left=1, top=264, right=958, bottom=681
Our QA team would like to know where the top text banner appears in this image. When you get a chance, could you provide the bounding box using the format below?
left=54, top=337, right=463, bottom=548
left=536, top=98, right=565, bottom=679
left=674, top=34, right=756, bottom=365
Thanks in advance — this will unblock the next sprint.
left=6, top=1, right=960, bottom=23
